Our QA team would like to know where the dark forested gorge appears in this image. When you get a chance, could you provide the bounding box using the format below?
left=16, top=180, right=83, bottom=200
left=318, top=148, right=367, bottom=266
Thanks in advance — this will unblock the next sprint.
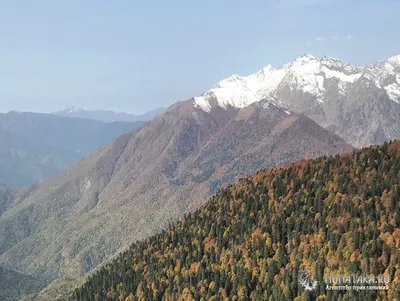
left=68, top=140, right=400, bottom=301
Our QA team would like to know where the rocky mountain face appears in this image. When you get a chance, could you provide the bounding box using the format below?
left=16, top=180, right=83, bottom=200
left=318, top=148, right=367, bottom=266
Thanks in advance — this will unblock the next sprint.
left=52, top=107, right=165, bottom=123
left=0, top=112, right=143, bottom=187
left=194, top=54, right=400, bottom=148
left=0, top=99, right=351, bottom=294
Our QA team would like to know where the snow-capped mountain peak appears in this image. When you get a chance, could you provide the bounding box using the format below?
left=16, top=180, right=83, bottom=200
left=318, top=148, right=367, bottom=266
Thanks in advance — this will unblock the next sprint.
left=388, top=55, right=400, bottom=68
left=194, top=63, right=288, bottom=112
left=63, top=106, right=88, bottom=113
left=295, top=54, right=316, bottom=61
left=193, top=53, right=400, bottom=148
left=194, top=54, right=373, bottom=112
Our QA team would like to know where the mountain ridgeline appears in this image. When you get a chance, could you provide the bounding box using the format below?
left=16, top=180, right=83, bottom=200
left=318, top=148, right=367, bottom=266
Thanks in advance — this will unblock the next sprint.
left=52, top=107, right=165, bottom=123
left=194, top=54, right=400, bottom=148
left=0, top=100, right=351, bottom=288
left=0, top=111, right=143, bottom=187
left=69, top=140, right=400, bottom=301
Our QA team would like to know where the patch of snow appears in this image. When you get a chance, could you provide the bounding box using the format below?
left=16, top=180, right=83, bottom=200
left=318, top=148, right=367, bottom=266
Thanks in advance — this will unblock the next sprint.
left=369, top=57, right=400, bottom=103
left=65, top=106, right=87, bottom=113
left=337, top=82, right=348, bottom=95
left=193, top=97, right=212, bottom=112
left=194, top=65, right=288, bottom=111
left=258, top=98, right=291, bottom=113
left=295, top=54, right=316, bottom=62
left=388, top=55, right=400, bottom=68
left=383, top=62, right=395, bottom=73
left=385, top=82, right=400, bottom=103
left=282, top=56, right=325, bottom=97
left=323, top=68, right=362, bottom=82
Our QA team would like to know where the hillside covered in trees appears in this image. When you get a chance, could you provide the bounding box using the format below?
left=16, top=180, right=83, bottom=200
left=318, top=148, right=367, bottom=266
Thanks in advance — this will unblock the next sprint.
left=69, top=140, right=400, bottom=301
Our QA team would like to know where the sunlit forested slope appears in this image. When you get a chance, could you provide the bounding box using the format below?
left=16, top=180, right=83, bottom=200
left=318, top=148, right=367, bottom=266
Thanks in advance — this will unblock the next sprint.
left=69, top=141, right=400, bottom=301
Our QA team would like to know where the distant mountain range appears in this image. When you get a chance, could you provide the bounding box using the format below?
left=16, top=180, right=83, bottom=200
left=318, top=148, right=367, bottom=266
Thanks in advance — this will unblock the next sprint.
left=0, top=111, right=143, bottom=187
left=52, top=107, right=165, bottom=123
left=2, top=54, right=400, bottom=301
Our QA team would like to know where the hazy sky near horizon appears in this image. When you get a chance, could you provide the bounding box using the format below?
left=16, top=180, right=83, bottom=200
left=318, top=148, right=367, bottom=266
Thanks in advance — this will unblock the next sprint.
left=0, top=0, right=399, bottom=114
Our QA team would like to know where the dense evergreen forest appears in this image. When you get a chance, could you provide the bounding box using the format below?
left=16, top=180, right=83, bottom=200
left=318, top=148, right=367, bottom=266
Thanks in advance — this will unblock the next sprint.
left=69, top=141, right=400, bottom=301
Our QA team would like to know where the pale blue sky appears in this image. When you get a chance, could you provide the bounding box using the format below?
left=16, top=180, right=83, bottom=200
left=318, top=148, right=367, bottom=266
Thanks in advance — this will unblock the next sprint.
left=0, top=0, right=399, bottom=114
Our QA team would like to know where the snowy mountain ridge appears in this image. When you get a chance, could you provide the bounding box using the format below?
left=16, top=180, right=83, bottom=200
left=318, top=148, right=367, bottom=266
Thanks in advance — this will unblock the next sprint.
left=194, top=54, right=400, bottom=112
left=62, top=106, right=88, bottom=113
left=52, top=107, right=164, bottom=123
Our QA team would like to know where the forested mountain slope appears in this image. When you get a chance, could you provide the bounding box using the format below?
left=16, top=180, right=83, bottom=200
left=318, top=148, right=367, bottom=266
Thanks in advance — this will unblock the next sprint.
left=69, top=140, right=400, bottom=301
left=0, top=266, right=44, bottom=301
left=0, top=101, right=351, bottom=288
